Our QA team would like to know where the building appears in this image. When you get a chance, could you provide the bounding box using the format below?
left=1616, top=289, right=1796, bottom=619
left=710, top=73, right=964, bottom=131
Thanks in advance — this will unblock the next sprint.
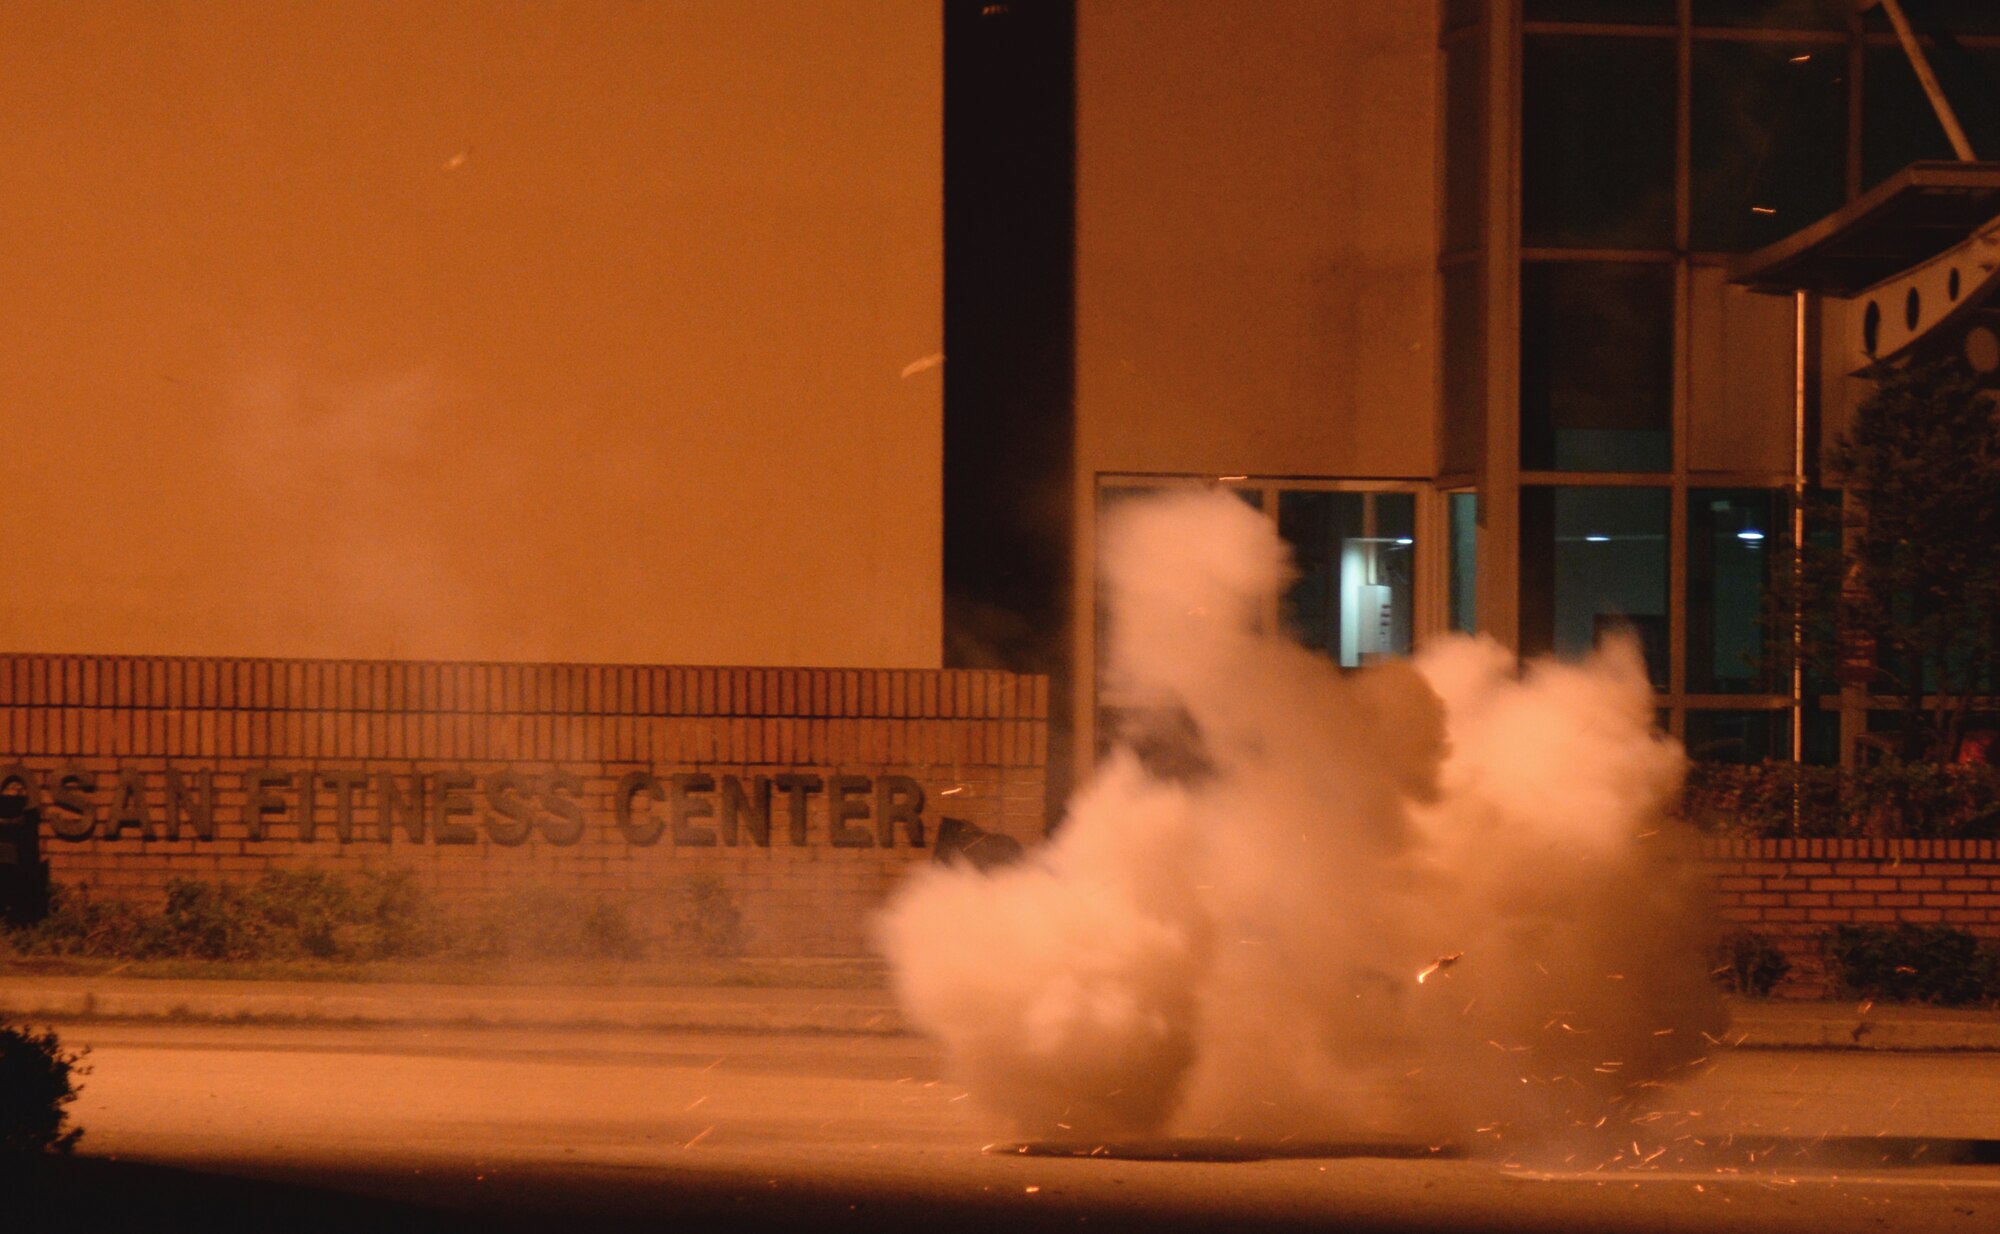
left=0, top=0, right=945, bottom=672
left=0, top=1, right=1046, bottom=954
left=7, top=2, right=2000, bottom=957
left=942, top=0, right=2000, bottom=786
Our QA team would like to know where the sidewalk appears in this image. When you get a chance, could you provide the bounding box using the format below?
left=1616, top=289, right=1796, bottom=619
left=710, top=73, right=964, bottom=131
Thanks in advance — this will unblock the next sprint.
left=0, top=975, right=906, bottom=1034
left=1723, top=997, right=2000, bottom=1051
left=2, top=975, right=1998, bottom=1048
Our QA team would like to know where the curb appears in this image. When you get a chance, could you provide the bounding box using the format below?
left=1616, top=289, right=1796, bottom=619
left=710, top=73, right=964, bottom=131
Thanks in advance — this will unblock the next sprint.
left=0, top=980, right=909, bottom=1035
left=1727, top=1012, right=2000, bottom=1052
left=5, top=982, right=1998, bottom=1049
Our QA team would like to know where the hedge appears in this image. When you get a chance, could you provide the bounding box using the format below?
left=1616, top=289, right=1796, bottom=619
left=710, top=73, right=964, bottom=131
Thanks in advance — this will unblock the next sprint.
left=1679, top=761, right=2000, bottom=840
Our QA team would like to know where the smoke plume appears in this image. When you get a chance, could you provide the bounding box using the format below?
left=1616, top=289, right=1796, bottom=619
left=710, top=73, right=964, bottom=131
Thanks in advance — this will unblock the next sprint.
left=880, top=488, right=1724, bottom=1151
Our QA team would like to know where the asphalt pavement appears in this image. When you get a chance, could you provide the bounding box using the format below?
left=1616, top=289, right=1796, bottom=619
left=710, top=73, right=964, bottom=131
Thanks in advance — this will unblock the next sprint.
left=29, top=1022, right=2000, bottom=1234
left=2, top=972, right=1999, bottom=1048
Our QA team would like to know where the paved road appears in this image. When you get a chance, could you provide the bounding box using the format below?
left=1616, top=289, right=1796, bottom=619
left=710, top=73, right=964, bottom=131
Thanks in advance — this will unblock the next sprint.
left=22, top=1022, right=2000, bottom=1233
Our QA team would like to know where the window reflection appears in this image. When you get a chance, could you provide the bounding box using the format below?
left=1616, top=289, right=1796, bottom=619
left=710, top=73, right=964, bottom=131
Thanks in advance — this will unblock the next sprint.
left=1096, top=483, right=1417, bottom=681
left=1279, top=492, right=1416, bottom=668
left=1525, top=0, right=1672, bottom=23
left=1523, top=37, right=1675, bottom=249
left=1521, top=486, right=1670, bottom=687
left=1690, top=0, right=1843, bottom=30
left=1691, top=41, right=1846, bottom=252
left=1687, top=489, right=1783, bottom=694
left=1450, top=492, right=1479, bottom=635
left=1521, top=262, right=1674, bottom=472
left=1863, top=2, right=2000, bottom=36
left=1684, top=709, right=1790, bottom=764
left=1862, top=45, right=2000, bottom=191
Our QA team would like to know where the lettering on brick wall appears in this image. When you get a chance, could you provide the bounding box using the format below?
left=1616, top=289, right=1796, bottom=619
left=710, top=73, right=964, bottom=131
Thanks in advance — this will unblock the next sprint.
left=0, top=765, right=930, bottom=849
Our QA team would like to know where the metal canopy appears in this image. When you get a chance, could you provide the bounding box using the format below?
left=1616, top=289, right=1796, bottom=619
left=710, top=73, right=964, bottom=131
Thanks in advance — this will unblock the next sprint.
left=1729, top=162, right=2000, bottom=297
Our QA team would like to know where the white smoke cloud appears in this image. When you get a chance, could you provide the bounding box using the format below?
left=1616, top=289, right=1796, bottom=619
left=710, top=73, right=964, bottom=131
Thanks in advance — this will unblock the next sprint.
left=880, top=488, right=1724, bottom=1152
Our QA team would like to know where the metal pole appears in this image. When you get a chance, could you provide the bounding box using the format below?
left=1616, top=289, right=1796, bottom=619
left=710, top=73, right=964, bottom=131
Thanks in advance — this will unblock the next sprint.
left=1792, top=292, right=1809, bottom=752
left=1793, top=292, right=1808, bottom=801
left=1877, top=0, right=1979, bottom=161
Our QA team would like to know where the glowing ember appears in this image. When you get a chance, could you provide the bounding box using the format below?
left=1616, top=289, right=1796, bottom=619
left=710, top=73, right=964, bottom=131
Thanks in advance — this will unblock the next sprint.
left=1415, top=952, right=1463, bottom=984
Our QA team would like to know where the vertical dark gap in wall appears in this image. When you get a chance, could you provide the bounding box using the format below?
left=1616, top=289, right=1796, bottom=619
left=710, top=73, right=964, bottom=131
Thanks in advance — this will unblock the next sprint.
left=943, top=0, right=1075, bottom=830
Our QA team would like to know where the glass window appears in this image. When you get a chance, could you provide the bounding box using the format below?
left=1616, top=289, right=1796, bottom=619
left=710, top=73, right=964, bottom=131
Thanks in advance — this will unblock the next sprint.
left=1444, top=38, right=1487, bottom=255
left=1799, top=489, right=1842, bottom=705
left=1864, top=2, right=2000, bottom=36
left=1523, top=36, right=1675, bottom=249
left=1450, top=492, right=1479, bottom=635
left=1863, top=46, right=1956, bottom=188
left=1521, top=486, right=1670, bottom=687
left=1684, top=710, right=1790, bottom=764
left=1521, top=262, right=1674, bottom=472
left=1278, top=492, right=1417, bottom=669
left=1862, top=46, right=2000, bottom=191
left=1803, top=706, right=1839, bottom=766
left=1525, top=0, right=1673, bottom=22
left=1691, top=40, right=1848, bottom=252
left=1691, top=0, right=1845, bottom=30
left=1687, top=489, right=1783, bottom=694
left=1444, top=0, right=1482, bottom=32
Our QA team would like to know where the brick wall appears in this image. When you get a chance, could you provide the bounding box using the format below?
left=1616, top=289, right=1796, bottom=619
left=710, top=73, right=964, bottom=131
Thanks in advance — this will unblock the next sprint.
left=1700, top=837, right=2000, bottom=995
left=0, top=654, right=1048, bottom=957
left=13, top=656, right=1992, bottom=987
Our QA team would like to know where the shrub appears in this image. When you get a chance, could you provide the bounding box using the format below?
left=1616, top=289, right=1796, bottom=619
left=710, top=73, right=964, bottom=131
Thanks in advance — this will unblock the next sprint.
left=1680, top=761, right=2000, bottom=840
left=10, top=884, right=162, bottom=958
left=236, top=869, right=444, bottom=960
left=154, top=879, right=274, bottom=960
left=665, top=874, right=745, bottom=957
left=241, top=870, right=357, bottom=959
left=1842, top=763, right=2000, bottom=839
left=4, top=872, right=695, bottom=965
left=461, top=887, right=649, bottom=961
left=351, top=868, right=446, bottom=959
left=0, top=1022, right=84, bottom=1155
left=1713, top=930, right=1791, bottom=998
left=6, top=870, right=446, bottom=963
left=1825, top=924, right=2000, bottom=1007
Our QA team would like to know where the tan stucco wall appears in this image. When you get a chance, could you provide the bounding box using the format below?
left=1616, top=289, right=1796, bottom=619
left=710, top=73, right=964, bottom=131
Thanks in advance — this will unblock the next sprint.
left=1074, top=0, right=1441, bottom=482
left=0, top=1, right=941, bottom=668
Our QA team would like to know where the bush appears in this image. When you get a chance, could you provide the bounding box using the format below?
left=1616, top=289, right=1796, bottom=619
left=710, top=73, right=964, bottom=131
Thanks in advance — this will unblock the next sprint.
left=240, top=869, right=444, bottom=960
left=1713, top=930, right=1791, bottom=997
left=1841, top=763, right=2000, bottom=839
left=3, top=872, right=722, bottom=965
left=460, top=887, right=649, bottom=961
left=665, top=874, right=745, bottom=957
left=1825, top=924, right=2000, bottom=1006
left=355, top=868, right=445, bottom=959
left=153, top=879, right=274, bottom=960
left=1681, top=761, right=2000, bottom=840
left=7, top=870, right=445, bottom=963
left=10, top=884, right=162, bottom=958
left=0, top=1022, right=84, bottom=1155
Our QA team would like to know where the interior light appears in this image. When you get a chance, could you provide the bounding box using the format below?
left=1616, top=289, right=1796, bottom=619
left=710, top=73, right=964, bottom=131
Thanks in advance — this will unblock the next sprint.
left=1394, top=538, right=1414, bottom=546
left=1737, top=530, right=1765, bottom=542
left=1585, top=535, right=1610, bottom=543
